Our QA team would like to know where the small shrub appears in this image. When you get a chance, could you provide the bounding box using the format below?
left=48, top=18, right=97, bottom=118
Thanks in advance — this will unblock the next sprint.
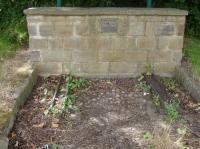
left=136, top=81, right=151, bottom=94
left=152, top=93, right=160, bottom=107
left=163, top=79, right=177, bottom=92
left=164, top=98, right=179, bottom=122
left=143, top=131, right=154, bottom=140
left=145, top=64, right=154, bottom=76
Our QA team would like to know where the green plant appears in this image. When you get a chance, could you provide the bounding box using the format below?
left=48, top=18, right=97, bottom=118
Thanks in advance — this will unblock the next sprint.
left=66, top=74, right=88, bottom=94
left=163, top=79, right=177, bottom=92
left=152, top=93, right=160, bottom=106
left=44, top=74, right=88, bottom=116
left=145, top=64, right=154, bottom=76
left=143, top=131, right=154, bottom=140
left=176, top=127, right=186, bottom=135
left=164, top=98, right=180, bottom=122
left=136, top=81, right=151, bottom=94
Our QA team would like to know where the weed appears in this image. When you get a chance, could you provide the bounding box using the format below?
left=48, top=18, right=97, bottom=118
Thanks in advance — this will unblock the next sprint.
left=145, top=64, right=154, bottom=76
left=136, top=81, right=151, bottom=94
left=152, top=93, right=160, bottom=107
left=44, top=74, right=88, bottom=116
left=151, top=126, right=186, bottom=149
left=164, top=98, right=179, bottom=122
left=143, top=131, right=154, bottom=140
left=176, top=127, right=186, bottom=135
left=163, top=79, right=177, bottom=92
left=66, top=74, right=88, bottom=94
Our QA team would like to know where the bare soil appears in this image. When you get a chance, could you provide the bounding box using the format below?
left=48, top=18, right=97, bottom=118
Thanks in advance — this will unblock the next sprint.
left=8, top=76, right=200, bottom=149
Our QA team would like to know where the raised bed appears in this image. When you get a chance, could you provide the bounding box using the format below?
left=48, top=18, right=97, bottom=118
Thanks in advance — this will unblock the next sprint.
left=7, top=75, right=200, bottom=149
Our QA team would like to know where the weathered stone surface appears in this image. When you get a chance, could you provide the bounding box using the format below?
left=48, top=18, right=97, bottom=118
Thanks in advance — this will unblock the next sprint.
left=175, top=67, right=200, bottom=102
left=54, top=23, right=73, bottom=36
left=137, top=37, right=156, bottom=50
left=41, top=49, right=71, bottom=62
left=29, top=38, right=48, bottom=50
left=25, top=8, right=187, bottom=77
left=176, top=23, right=185, bottom=36
left=75, top=23, right=89, bottom=36
left=39, top=23, right=54, bottom=36
left=35, top=62, right=63, bottom=75
left=45, top=16, right=66, bottom=22
left=63, top=37, right=88, bottom=50
left=124, top=51, right=147, bottom=62
left=48, top=38, right=63, bottom=50
left=154, top=62, right=177, bottom=76
left=155, top=22, right=176, bottom=35
left=27, top=15, right=45, bottom=23
left=81, top=62, right=109, bottom=74
left=148, top=50, right=173, bottom=62
left=158, top=36, right=183, bottom=50
left=110, top=62, right=137, bottom=73
left=72, top=51, right=98, bottom=62
left=30, top=50, right=41, bottom=62
left=27, top=24, right=38, bottom=36
left=128, top=22, right=145, bottom=36
left=24, top=8, right=188, bottom=16
left=113, top=37, right=136, bottom=50
left=99, top=51, right=125, bottom=62
left=93, top=37, right=113, bottom=50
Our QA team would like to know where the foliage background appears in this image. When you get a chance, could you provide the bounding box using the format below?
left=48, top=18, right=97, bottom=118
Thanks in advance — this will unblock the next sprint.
left=0, top=0, right=199, bottom=46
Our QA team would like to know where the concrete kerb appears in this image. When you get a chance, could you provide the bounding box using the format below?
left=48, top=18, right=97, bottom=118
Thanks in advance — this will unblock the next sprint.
left=0, top=69, right=38, bottom=149
left=175, top=66, right=200, bottom=103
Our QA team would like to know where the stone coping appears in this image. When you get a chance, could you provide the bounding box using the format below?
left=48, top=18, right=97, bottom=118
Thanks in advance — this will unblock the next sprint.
left=24, top=7, right=188, bottom=16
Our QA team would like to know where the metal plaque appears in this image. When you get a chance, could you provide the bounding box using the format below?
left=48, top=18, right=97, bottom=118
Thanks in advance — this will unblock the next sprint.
left=101, top=18, right=118, bottom=33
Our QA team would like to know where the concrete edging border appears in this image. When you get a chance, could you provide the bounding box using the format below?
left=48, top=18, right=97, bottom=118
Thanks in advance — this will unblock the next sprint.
left=175, top=67, right=200, bottom=103
left=0, top=69, right=38, bottom=149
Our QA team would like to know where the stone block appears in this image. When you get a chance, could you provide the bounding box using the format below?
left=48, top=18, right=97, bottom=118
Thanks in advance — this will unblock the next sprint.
left=91, top=37, right=113, bottom=50
left=81, top=62, right=109, bottom=74
left=63, top=37, right=88, bottom=50
left=30, top=50, right=41, bottom=62
left=158, top=36, right=183, bottom=50
left=128, top=22, right=145, bottom=36
left=62, top=62, right=71, bottom=74
left=45, top=16, right=66, bottom=23
left=27, top=24, right=38, bottom=37
left=124, top=50, right=148, bottom=62
left=39, top=23, right=54, bottom=36
left=154, top=62, right=178, bottom=76
left=35, top=62, right=63, bottom=75
left=54, top=23, right=73, bottom=36
left=67, top=16, right=88, bottom=25
left=137, top=37, right=156, bottom=50
left=176, top=23, right=185, bottom=36
left=41, top=49, right=71, bottom=62
left=148, top=50, right=172, bottom=62
left=75, top=23, right=89, bottom=36
left=48, top=38, right=63, bottom=50
left=113, top=37, right=136, bottom=50
left=99, top=51, right=125, bottom=62
left=72, top=51, right=98, bottom=62
left=145, top=22, right=155, bottom=36
left=171, top=50, right=182, bottom=64
left=27, top=15, right=45, bottom=23
left=155, top=22, right=176, bottom=35
left=29, top=38, right=48, bottom=50
left=110, top=62, right=137, bottom=73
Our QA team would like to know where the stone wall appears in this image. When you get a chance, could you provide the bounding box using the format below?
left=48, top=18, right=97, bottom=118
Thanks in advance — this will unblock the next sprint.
left=24, top=8, right=188, bottom=77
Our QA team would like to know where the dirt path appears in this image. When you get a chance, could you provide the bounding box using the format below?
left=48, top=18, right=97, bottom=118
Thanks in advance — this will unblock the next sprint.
left=9, top=77, right=200, bottom=149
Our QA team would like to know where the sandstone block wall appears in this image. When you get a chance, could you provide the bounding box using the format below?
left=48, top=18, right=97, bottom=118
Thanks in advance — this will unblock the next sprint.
left=24, top=8, right=188, bottom=77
